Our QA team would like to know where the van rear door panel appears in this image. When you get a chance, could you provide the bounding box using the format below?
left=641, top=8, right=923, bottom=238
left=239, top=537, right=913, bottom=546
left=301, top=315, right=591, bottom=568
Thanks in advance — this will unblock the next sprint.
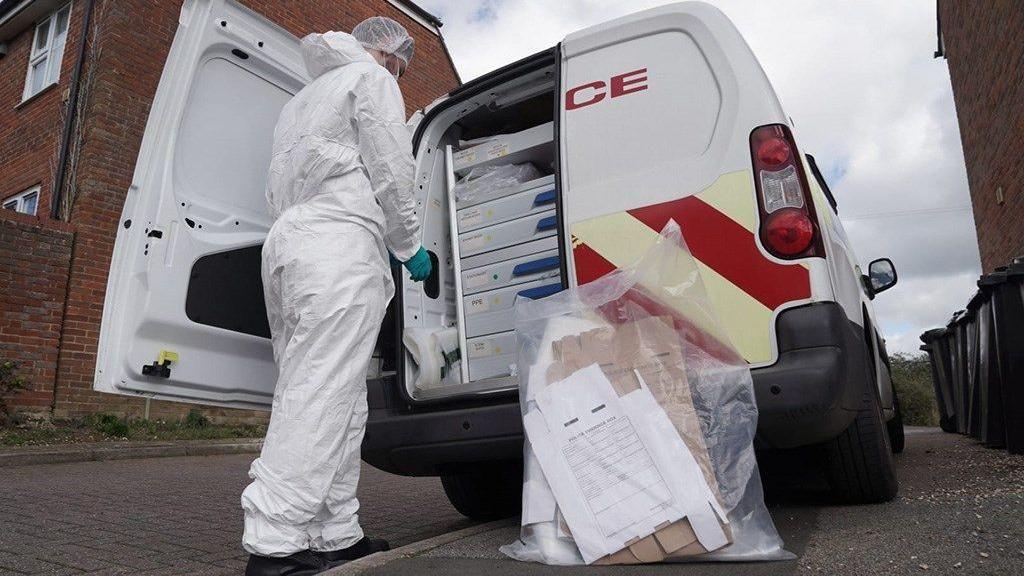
left=559, top=3, right=819, bottom=366
left=94, top=0, right=307, bottom=408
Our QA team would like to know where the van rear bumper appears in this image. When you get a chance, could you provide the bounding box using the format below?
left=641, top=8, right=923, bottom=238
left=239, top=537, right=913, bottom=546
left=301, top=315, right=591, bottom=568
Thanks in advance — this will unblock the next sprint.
left=363, top=402, right=524, bottom=476
left=363, top=302, right=868, bottom=475
left=751, top=302, right=869, bottom=449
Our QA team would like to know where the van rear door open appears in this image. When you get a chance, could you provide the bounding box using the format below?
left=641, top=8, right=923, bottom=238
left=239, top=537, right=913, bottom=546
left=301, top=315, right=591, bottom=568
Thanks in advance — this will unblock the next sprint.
left=94, top=0, right=306, bottom=409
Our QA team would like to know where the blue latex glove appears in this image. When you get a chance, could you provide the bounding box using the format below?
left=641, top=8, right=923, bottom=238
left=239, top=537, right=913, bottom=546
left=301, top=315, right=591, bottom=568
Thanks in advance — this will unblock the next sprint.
left=403, top=247, right=432, bottom=282
left=389, top=253, right=401, bottom=268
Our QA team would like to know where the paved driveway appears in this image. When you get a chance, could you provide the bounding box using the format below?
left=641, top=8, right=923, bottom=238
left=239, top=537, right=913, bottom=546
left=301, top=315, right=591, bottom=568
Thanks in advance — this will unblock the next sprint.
left=4, top=429, right=1023, bottom=575
left=0, top=455, right=475, bottom=575
left=357, top=428, right=1024, bottom=575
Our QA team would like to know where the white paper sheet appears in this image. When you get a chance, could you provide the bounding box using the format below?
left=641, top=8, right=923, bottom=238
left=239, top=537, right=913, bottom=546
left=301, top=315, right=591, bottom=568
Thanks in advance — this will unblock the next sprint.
left=523, top=364, right=728, bottom=563
left=519, top=316, right=607, bottom=527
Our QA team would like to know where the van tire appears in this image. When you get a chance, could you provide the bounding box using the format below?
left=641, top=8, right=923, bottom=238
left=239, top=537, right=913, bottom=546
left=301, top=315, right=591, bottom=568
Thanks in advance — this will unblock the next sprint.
left=441, top=460, right=522, bottom=520
left=824, top=383, right=899, bottom=504
left=887, top=391, right=905, bottom=454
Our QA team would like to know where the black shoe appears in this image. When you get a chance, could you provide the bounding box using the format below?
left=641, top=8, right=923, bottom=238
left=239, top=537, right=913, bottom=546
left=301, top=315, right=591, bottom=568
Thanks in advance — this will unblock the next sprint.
left=245, top=550, right=328, bottom=576
left=317, top=537, right=391, bottom=565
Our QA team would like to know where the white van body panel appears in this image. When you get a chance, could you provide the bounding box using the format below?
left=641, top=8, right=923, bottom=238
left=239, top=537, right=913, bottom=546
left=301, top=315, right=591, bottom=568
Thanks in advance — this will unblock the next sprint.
left=559, top=3, right=834, bottom=368
left=94, top=0, right=305, bottom=408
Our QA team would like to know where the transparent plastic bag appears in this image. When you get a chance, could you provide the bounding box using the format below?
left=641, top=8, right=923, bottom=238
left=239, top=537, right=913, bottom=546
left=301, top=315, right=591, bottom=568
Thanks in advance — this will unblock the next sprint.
left=500, top=221, right=791, bottom=564
left=452, top=163, right=541, bottom=204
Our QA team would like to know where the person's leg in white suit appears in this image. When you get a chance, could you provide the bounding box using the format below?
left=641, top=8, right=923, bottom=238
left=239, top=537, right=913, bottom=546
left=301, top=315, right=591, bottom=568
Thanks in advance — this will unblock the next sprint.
left=242, top=222, right=389, bottom=567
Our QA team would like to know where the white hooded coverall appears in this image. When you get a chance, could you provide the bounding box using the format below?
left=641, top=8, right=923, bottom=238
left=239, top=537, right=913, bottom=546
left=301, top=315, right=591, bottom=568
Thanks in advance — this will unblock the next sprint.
left=242, top=32, right=420, bottom=556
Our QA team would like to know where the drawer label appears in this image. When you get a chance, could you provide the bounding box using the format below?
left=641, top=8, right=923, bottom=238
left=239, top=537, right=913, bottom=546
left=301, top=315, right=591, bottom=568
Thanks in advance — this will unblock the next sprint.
left=464, top=269, right=498, bottom=290
left=461, top=232, right=490, bottom=253
left=458, top=207, right=483, bottom=228
left=486, top=142, right=510, bottom=160
left=454, top=149, right=477, bottom=166
left=468, top=339, right=494, bottom=359
left=467, top=295, right=490, bottom=313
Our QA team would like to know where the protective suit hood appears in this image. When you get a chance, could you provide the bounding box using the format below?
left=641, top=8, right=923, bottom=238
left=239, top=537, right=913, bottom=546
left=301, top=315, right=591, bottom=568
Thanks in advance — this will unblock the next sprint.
left=301, top=32, right=375, bottom=80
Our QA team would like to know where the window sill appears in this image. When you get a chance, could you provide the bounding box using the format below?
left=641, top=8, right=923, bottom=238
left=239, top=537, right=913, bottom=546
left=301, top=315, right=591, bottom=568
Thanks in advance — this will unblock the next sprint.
left=15, top=81, right=59, bottom=110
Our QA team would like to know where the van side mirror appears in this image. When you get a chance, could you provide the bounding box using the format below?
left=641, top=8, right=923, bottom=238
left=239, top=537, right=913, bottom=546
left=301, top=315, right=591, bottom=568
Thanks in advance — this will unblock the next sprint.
left=867, top=258, right=897, bottom=296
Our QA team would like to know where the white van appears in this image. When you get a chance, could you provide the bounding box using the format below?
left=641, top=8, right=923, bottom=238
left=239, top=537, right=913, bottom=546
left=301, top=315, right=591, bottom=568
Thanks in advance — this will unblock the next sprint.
left=96, top=0, right=903, bottom=516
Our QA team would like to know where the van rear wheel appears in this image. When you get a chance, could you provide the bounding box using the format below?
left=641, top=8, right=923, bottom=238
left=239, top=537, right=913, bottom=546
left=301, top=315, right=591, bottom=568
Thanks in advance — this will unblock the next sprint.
left=824, top=384, right=899, bottom=504
left=441, top=460, right=522, bottom=520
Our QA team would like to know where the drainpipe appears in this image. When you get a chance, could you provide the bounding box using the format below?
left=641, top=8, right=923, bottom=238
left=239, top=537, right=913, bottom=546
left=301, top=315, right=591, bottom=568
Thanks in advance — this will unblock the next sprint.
left=50, top=0, right=96, bottom=220
left=49, top=0, right=97, bottom=414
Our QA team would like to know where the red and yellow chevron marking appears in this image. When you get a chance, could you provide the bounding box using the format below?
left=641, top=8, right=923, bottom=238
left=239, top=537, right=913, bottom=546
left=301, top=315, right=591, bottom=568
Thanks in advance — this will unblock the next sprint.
left=571, top=171, right=812, bottom=364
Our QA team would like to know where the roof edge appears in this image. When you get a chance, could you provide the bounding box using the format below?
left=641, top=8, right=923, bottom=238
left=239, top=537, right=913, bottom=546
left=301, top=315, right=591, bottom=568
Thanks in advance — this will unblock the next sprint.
left=392, top=0, right=442, bottom=28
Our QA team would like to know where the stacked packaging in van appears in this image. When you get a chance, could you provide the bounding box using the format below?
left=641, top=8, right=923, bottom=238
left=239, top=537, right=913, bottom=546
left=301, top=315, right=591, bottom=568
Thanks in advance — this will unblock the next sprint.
left=502, top=222, right=789, bottom=564
left=439, top=121, right=560, bottom=387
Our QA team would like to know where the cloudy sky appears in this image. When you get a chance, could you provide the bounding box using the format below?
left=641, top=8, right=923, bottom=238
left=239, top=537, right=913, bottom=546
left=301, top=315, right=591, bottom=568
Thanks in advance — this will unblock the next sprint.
left=419, top=0, right=981, bottom=356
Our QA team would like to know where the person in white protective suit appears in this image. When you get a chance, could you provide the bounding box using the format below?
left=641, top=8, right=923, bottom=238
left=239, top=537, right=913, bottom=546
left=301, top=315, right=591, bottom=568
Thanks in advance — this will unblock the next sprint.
left=242, top=17, right=431, bottom=576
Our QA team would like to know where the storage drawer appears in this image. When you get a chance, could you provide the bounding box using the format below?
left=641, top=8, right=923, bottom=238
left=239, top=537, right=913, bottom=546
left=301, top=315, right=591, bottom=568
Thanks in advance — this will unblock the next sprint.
left=461, top=248, right=560, bottom=296
left=466, top=331, right=516, bottom=381
left=460, top=236, right=557, bottom=271
left=453, top=122, right=553, bottom=175
left=464, top=278, right=564, bottom=338
left=459, top=209, right=557, bottom=257
left=457, top=180, right=556, bottom=233
left=455, top=174, right=555, bottom=211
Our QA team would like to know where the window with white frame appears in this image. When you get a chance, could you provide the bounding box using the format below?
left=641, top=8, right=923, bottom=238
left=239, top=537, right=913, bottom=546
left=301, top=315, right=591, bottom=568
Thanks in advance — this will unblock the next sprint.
left=3, top=186, right=40, bottom=216
left=23, top=3, right=72, bottom=101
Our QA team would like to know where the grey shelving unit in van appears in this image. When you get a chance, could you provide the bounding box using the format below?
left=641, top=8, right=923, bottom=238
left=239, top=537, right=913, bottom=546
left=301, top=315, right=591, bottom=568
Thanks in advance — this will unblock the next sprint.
left=444, top=122, right=561, bottom=385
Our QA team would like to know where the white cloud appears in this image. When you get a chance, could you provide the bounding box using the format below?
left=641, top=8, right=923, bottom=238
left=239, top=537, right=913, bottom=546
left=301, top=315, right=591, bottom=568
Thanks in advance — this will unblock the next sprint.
left=423, top=0, right=981, bottom=354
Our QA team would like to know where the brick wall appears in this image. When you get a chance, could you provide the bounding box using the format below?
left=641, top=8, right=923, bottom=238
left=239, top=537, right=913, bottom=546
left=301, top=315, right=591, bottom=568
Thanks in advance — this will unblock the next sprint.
left=0, top=0, right=459, bottom=424
left=45, top=0, right=460, bottom=422
left=939, top=0, right=1024, bottom=273
left=0, top=211, right=74, bottom=414
left=0, top=0, right=87, bottom=216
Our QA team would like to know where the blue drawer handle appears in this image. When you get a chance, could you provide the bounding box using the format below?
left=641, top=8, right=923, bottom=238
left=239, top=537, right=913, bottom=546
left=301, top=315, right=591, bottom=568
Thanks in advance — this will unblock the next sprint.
left=512, top=256, right=560, bottom=277
left=518, top=283, right=564, bottom=300
left=533, top=189, right=556, bottom=207
left=536, top=216, right=557, bottom=232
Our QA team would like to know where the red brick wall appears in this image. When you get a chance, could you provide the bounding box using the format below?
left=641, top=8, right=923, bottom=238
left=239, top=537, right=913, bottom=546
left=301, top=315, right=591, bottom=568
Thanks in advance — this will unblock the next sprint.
left=44, top=0, right=460, bottom=422
left=939, top=0, right=1024, bottom=273
left=0, top=0, right=87, bottom=216
left=0, top=211, right=74, bottom=413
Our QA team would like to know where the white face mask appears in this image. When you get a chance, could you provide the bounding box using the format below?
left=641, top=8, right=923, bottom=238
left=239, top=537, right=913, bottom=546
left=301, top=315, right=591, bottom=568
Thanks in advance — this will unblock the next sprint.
left=384, top=55, right=405, bottom=79
left=371, top=50, right=404, bottom=79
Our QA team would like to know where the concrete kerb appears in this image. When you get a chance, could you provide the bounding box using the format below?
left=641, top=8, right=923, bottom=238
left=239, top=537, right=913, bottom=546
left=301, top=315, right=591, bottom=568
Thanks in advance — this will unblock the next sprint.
left=0, top=438, right=263, bottom=467
left=324, top=518, right=518, bottom=575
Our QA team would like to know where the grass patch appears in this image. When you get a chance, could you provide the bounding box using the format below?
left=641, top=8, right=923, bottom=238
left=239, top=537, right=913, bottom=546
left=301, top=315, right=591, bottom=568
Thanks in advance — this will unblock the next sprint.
left=890, top=352, right=940, bottom=427
left=0, top=409, right=266, bottom=447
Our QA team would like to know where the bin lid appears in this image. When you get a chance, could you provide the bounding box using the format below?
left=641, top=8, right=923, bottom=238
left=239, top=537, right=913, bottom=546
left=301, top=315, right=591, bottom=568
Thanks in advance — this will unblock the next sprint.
left=966, top=289, right=985, bottom=311
left=947, top=309, right=966, bottom=327
left=920, top=328, right=946, bottom=343
left=1006, top=258, right=1024, bottom=278
left=978, top=270, right=1008, bottom=288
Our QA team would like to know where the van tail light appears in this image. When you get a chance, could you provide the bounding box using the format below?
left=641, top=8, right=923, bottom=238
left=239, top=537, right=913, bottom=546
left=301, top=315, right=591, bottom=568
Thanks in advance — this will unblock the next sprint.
left=750, top=124, right=824, bottom=259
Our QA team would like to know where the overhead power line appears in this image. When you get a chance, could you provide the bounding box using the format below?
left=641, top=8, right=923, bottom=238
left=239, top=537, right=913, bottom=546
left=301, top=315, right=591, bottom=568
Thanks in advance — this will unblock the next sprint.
left=841, top=205, right=972, bottom=222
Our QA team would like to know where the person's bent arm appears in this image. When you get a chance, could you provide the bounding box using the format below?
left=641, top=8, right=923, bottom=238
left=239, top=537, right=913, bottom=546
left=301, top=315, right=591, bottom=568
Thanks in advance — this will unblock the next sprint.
left=355, top=67, right=421, bottom=262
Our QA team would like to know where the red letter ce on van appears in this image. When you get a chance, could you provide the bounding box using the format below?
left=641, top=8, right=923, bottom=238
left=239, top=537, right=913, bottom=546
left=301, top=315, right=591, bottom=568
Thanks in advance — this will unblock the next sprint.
left=564, top=68, right=648, bottom=111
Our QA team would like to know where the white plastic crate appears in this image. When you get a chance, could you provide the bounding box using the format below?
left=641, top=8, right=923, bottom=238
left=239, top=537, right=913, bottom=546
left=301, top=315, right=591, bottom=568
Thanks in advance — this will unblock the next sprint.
left=464, top=277, right=564, bottom=338
left=461, top=248, right=561, bottom=296
left=456, top=179, right=557, bottom=233
left=466, top=330, right=516, bottom=381
left=453, top=122, right=554, bottom=175
left=455, top=174, right=555, bottom=211
left=459, top=209, right=557, bottom=258
left=460, top=236, right=557, bottom=271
